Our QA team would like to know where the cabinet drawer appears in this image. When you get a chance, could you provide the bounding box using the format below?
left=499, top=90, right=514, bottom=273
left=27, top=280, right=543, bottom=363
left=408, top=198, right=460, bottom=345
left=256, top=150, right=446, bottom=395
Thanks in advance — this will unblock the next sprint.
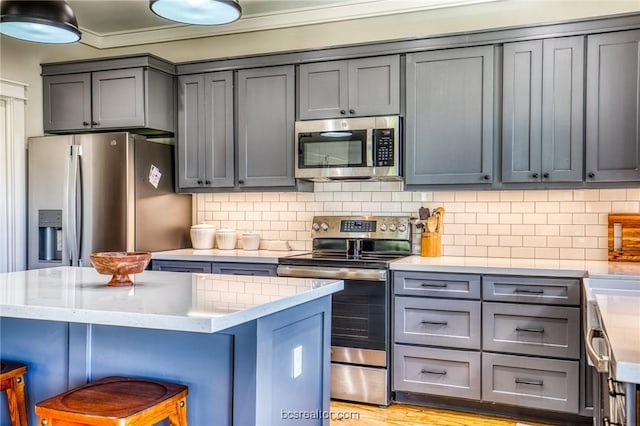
left=394, top=272, right=481, bottom=299
left=151, top=260, right=212, bottom=273
left=482, top=352, right=579, bottom=413
left=395, top=297, right=481, bottom=349
left=483, top=276, right=580, bottom=305
left=483, top=302, right=580, bottom=359
left=393, top=344, right=480, bottom=400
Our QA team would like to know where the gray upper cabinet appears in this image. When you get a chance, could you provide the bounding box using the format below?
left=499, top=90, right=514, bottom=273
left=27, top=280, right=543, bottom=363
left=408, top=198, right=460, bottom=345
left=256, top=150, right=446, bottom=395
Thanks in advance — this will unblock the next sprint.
left=405, top=46, right=494, bottom=185
left=237, top=65, right=296, bottom=188
left=586, top=30, right=640, bottom=182
left=502, top=36, right=584, bottom=183
left=177, top=72, right=234, bottom=190
left=42, top=55, right=175, bottom=135
left=298, top=55, right=400, bottom=120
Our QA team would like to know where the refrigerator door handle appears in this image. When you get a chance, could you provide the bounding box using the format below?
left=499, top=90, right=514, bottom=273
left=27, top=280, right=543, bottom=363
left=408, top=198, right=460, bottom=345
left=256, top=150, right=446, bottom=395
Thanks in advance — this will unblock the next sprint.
left=63, top=145, right=75, bottom=265
left=68, top=145, right=81, bottom=266
left=75, top=145, right=84, bottom=266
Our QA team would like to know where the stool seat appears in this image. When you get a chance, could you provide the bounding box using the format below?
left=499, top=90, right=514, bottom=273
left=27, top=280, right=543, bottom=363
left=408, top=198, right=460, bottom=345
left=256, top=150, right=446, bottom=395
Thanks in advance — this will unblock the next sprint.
left=0, top=360, right=29, bottom=426
left=36, top=376, right=188, bottom=426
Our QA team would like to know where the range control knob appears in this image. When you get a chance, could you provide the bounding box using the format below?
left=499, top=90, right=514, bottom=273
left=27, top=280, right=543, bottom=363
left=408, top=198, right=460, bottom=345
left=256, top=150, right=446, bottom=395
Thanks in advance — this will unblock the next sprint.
left=312, top=223, right=320, bottom=231
left=379, top=223, right=388, bottom=231
left=320, top=222, right=329, bottom=231
left=398, top=224, right=407, bottom=232
left=389, top=224, right=397, bottom=232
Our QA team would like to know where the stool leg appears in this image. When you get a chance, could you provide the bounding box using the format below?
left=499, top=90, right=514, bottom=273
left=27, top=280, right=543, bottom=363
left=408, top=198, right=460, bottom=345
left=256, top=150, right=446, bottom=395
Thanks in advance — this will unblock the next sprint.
left=168, top=397, right=188, bottom=426
left=6, top=373, right=29, bottom=426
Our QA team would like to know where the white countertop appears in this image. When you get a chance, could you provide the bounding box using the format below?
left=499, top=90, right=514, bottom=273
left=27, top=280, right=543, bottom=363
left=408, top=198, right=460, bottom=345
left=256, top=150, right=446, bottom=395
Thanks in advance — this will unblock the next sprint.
left=595, top=291, right=640, bottom=384
left=152, top=248, right=306, bottom=264
left=390, top=256, right=640, bottom=279
left=0, top=267, right=343, bottom=334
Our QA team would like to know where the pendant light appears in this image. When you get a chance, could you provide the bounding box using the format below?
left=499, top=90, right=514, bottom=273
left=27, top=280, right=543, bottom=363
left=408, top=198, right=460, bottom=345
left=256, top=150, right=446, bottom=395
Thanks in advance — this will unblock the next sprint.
left=150, top=0, right=241, bottom=26
left=0, top=1, right=81, bottom=43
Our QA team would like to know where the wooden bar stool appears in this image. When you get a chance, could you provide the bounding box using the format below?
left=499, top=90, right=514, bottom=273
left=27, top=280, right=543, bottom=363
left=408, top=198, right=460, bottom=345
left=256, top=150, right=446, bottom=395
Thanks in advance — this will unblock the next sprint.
left=35, top=376, right=188, bottom=426
left=0, top=361, right=29, bottom=426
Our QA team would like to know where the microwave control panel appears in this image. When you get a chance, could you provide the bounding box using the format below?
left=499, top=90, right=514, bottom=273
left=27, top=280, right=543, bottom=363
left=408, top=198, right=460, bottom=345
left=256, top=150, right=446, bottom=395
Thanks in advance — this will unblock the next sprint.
left=374, top=128, right=395, bottom=167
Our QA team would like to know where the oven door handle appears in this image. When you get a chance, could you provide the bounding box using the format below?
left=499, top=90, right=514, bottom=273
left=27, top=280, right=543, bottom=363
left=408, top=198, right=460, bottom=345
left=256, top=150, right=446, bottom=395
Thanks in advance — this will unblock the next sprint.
left=585, top=327, right=610, bottom=374
left=277, top=265, right=387, bottom=281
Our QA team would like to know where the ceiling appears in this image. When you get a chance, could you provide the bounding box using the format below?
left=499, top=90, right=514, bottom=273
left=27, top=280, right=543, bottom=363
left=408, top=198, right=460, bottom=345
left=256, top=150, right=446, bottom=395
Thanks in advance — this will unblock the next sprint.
left=66, top=0, right=499, bottom=48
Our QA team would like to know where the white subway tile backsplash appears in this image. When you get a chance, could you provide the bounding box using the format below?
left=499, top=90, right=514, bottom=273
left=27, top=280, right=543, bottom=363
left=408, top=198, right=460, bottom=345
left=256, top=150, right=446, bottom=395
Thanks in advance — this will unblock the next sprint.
left=194, top=187, right=640, bottom=260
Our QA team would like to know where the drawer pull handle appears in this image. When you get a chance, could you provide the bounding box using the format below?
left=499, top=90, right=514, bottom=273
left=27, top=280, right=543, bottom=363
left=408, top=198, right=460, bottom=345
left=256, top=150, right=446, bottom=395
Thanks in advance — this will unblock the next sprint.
left=421, top=320, right=448, bottom=326
left=514, top=288, right=544, bottom=294
left=515, top=378, right=543, bottom=386
left=515, top=327, right=545, bottom=333
left=421, top=369, right=447, bottom=375
left=420, top=282, right=448, bottom=288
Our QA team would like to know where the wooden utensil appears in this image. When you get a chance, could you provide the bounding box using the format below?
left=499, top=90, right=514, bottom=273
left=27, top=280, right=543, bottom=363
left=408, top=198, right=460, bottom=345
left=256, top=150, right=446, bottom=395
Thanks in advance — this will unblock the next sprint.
left=426, top=216, right=438, bottom=232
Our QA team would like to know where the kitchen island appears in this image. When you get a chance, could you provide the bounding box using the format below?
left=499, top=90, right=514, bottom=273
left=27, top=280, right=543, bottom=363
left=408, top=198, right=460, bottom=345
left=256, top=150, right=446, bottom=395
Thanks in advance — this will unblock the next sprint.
left=0, top=267, right=343, bottom=426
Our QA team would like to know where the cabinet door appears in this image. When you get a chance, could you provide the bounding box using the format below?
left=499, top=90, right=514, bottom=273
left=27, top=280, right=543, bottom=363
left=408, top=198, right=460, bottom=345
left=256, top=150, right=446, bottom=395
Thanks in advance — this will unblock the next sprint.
left=92, top=68, right=145, bottom=129
left=151, top=260, right=212, bottom=273
left=298, top=61, right=348, bottom=120
left=177, top=74, right=206, bottom=189
left=405, top=46, right=494, bottom=185
left=586, top=30, right=640, bottom=182
left=237, top=66, right=295, bottom=188
left=43, top=73, right=91, bottom=132
left=541, top=36, right=584, bottom=182
left=348, top=55, right=400, bottom=117
left=204, top=71, right=235, bottom=188
left=502, top=40, right=543, bottom=183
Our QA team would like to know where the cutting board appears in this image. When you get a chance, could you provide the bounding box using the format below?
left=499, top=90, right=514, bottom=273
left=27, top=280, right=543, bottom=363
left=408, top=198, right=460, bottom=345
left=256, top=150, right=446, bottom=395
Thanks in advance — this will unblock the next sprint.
left=608, top=213, right=640, bottom=261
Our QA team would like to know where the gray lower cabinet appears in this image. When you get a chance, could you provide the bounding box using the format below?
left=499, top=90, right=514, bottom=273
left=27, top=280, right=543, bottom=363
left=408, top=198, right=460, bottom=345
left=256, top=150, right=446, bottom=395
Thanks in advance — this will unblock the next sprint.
left=482, top=352, right=579, bottom=413
left=395, top=297, right=481, bottom=349
left=298, top=55, right=400, bottom=120
left=42, top=55, right=175, bottom=135
left=394, top=344, right=481, bottom=400
left=586, top=29, right=640, bottom=182
left=405, top=46, right=494, bottom=185
left=502, top=36, right=584, bottom=183
left=237, top=66, right=296, bottom=188
left=392, top=271, right=584, bottom=415
left=177, top=72, right=234, bottom=189
left=482, top=302, right=580, bottom=359
left=152, top=260, right=277, bottom=276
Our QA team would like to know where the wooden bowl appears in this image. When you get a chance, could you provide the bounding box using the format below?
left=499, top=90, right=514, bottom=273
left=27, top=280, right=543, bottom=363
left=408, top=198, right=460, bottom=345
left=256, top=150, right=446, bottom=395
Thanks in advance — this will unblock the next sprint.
left=89, top=252, right=151, bottom=286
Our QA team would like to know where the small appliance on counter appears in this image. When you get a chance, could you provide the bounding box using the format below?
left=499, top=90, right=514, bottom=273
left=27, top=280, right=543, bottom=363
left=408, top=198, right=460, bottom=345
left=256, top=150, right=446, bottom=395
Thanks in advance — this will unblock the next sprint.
left=28, top=133, right=192, bottom=269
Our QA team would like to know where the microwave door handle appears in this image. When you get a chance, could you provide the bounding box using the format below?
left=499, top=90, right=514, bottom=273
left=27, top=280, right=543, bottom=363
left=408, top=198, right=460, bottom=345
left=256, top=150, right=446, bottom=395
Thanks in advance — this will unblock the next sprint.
left=367, top=128, right=374, bottom=167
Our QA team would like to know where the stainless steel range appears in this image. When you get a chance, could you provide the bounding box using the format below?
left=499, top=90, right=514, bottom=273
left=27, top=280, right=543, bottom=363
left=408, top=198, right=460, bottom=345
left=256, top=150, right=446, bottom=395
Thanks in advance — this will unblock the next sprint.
left=277, top=215, right=411, bottom=405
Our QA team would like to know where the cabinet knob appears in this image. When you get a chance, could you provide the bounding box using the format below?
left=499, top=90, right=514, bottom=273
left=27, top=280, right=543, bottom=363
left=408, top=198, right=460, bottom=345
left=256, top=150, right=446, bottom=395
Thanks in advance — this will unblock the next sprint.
left=543, top=172, right=549, bottom=179
left=197, top=180, right=203, bottom=185
left=349, top=109, right=355, bottom=114
left=82, top=121, right=90, bottom=126
left=588, top=172, right=595, bottom=179
left=205, top=180, right=211, bottom=185
left=238, top=180, right=244, bottom=185
left=532, top=173, right=539, bottom=179
left=483, top=175, right=491, bottom=180
left=340, top=110, right=346, bottom=115
left=91, top=121, right=99, bottom=126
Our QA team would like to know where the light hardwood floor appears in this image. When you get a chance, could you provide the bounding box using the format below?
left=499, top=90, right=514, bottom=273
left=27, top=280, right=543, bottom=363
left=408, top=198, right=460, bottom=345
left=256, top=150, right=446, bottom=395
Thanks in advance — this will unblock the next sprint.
left=329, top=401, right=553, bottom=426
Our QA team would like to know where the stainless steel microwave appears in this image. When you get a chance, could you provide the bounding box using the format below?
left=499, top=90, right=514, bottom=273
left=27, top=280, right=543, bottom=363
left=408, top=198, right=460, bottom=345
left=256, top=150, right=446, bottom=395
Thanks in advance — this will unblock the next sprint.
left=294, top=116, right=401, bottom=182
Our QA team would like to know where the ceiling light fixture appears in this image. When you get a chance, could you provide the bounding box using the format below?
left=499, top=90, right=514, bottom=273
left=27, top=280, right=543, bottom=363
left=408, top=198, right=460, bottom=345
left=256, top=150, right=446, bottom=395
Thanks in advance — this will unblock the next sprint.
left=0, top=0, right=81, bottom=44
left=150, top=0, right=242, bottom=26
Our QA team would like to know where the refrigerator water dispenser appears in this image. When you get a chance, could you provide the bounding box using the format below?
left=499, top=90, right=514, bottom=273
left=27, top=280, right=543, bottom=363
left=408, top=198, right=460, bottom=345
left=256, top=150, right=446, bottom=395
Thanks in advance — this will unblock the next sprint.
left=38, top=209, right=62, bottom=262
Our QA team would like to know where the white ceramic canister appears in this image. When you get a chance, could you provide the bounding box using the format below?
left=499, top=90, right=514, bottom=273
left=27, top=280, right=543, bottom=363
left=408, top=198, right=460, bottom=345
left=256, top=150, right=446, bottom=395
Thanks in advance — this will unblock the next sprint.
left=216, top=229, right=237, bottom=250
left=190, top=224, right=216, bottom=250
left=241, top=232, right=260, bottom=250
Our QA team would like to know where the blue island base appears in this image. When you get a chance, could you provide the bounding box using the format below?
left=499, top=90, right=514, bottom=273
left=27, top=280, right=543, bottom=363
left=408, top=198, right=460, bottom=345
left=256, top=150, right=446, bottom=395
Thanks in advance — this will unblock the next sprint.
left=0, top=297, right=331, bottom=426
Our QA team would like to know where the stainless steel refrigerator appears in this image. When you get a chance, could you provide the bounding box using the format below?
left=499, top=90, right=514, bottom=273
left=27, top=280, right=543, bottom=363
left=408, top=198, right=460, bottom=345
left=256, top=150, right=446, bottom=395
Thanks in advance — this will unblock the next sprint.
left=28, top=133, right=192, bottom=269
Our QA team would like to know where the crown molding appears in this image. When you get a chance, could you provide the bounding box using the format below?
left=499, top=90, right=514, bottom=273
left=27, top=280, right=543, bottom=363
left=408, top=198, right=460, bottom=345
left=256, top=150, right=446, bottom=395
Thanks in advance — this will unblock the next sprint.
left=78, top=0, right=499, bottom=49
